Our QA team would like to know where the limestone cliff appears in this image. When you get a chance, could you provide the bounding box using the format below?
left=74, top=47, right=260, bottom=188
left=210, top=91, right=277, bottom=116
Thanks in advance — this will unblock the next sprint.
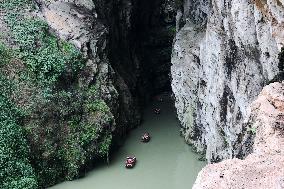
left=36, top=0, right=142, bottom=142
left=171, top=0, right=283, bottom=162
left=0, top=0, right=175, bottom=187
left=193, top=82, right=284, bottom=189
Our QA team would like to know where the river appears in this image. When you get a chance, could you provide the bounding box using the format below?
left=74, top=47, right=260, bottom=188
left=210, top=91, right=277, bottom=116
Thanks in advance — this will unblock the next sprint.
left=50, top=94, right=205, bottom=189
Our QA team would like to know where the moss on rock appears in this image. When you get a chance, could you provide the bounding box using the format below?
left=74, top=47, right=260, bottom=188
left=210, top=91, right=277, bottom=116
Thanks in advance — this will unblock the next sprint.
left=0, top=0, right=116, bottom=187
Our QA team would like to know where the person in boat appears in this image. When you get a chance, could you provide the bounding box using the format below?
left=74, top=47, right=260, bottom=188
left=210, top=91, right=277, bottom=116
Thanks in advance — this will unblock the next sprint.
left=125, top=156, right=136, bottom=168
left=126, top=156, right=135, bottom=164
left=154, top=108, right=161, bottom=114
left=141, top=132, right=150, bottom=142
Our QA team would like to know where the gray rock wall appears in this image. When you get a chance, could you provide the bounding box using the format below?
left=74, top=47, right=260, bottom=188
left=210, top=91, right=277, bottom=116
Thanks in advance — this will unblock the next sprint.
left=37, top=0, right=141, bottom=140
left=37, top=0, right=175, bottom=142
left=171, top=0, right=283, bottom=162
left=193, top=82, right=284, bottom=189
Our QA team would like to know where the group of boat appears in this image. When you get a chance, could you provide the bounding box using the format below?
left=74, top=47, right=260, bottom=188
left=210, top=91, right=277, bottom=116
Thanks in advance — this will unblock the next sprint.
left=125, top=103, right=161, bottom=169
left=124, top=131, right=151, bottom=168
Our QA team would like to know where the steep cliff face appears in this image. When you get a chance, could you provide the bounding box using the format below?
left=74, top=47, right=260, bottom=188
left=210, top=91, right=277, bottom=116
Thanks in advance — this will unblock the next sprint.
left=131, top=0, right=176, bottom=94
left=37, top=0, right=142, bottom=141
left=38, top=0, right=118, bottom=113
left=95, top=0, right=176, bottom=102
left=1, top=0, right=127, bottom=186
left=35, top=0, right=176, bottom=138
left=0, top=0, right=176, bottom=187
left=171, top=0, right=283, bottom=162
left=193, top=82, right=284, bottom=189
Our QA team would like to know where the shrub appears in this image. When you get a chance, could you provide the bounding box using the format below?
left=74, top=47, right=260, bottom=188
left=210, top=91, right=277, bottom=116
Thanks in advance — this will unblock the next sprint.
left=0, top=43, right=13, bottom=66
left=0, top=75, right=38, bottom=189
left=248, top=126, right=257, bottom=135
left=3, top=0, right=85, bottom=86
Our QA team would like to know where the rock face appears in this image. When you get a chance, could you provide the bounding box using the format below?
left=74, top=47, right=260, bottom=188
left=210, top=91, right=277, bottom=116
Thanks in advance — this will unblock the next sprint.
left=96, top=0, right=176, bottom=103
left=1, top=0, right=143, bottom=187
left=37, top=0, right=141, bottom=138
left=131, top=0, right=176, bottom=94
left=171, top=0, right=283, bottom=162
left=193, top=82, right=284, bottom=189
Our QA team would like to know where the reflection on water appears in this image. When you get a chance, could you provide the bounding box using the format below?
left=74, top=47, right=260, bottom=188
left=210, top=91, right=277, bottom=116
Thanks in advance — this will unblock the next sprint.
left=50, top=95, right=205, bottom=189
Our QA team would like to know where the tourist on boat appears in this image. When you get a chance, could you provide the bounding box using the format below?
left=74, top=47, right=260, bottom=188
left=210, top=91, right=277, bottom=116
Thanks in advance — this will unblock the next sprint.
left=141, top=132, right=151, bottom=142
left=125, top=156, right=136, bottom=168
left=126, top=157, right=135, bottom=164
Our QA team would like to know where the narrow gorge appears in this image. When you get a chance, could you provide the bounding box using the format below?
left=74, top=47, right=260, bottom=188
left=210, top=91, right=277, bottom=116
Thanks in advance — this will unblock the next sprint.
left=0, top=0, right=284, bottom=188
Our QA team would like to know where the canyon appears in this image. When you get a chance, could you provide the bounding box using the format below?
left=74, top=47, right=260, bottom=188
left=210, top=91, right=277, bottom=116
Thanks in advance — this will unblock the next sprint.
left=0, top=0, right=284, bottom=188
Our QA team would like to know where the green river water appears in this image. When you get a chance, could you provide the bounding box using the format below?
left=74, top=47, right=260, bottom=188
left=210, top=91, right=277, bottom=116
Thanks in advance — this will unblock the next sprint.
left=50, top=95, right=205, bottom=189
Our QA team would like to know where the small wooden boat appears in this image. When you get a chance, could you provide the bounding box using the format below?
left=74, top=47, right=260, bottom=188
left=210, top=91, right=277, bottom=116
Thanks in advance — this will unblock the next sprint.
left=125, top=156, right=136, bottom=168
left=141, top=132, right=151, bottom=143
left=154, top=108, right=161, bottom=114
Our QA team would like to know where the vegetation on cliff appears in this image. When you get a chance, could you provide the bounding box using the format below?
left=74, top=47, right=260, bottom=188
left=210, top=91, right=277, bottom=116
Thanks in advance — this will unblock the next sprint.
left=0, top=44, right=38, bottom=189
left=0, top=0, right=114, bottom=188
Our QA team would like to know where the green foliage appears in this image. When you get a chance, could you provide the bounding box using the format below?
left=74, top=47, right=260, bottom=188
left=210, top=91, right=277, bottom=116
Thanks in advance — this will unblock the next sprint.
left=0, top=43, right=13, bottom=66
left=3, top=0, right=85, bottom=86
left=168, top=26, right=176, bottom=36
left=23, top=86, right=114, bottom=186
left=77, top=123, right=99, bottom=146
left=59, top=136, right=85, bottom=180
left=1, top=0, right=114, bottom=187
left=0, top=0, right=30, bottom=10
left=0, top=75, right=37, bottom=189
left=86, top=100, right=110, bottom=114
left=248, top=126, right=257, bottom=135
left=0, top=70, right=15, bottom=97
left=98, top=134, right=112, bottom=157
left=57, top=87, right=113, bottom=180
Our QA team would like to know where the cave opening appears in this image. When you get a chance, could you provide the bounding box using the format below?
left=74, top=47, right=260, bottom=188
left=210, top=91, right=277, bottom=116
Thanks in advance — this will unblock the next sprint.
left=131, top=0, right=176, bottom=98
left=106, top=0, right=177, bottom=107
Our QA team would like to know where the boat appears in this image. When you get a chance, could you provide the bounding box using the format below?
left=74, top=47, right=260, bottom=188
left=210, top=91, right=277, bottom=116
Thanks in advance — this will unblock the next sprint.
left=141, top=132, right=151, bottom=143
left=125, top=156, right=137, bottom=168
left=154, top=108, right=161, bottom=114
